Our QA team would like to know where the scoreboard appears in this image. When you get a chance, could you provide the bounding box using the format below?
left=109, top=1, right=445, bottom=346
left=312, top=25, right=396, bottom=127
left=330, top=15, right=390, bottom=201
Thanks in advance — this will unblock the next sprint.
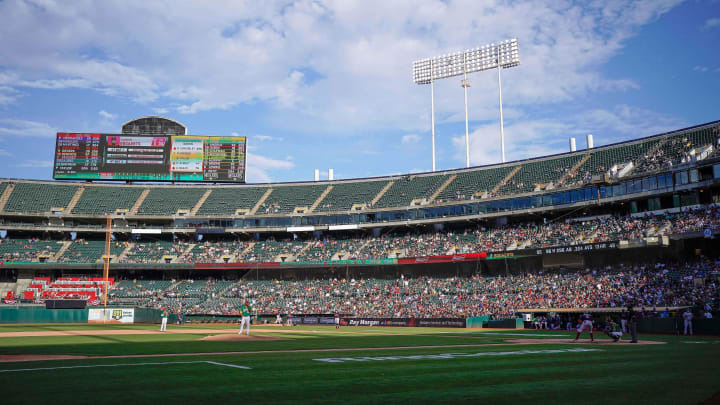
left=53, top=133, right=246, bottom=182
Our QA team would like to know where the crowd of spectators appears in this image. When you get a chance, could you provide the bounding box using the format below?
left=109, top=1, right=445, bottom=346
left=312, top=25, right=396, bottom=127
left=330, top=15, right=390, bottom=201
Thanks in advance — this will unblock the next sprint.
left=104, top=257, right=720, bottom=319
left=2, top=206, right=719, bottom=264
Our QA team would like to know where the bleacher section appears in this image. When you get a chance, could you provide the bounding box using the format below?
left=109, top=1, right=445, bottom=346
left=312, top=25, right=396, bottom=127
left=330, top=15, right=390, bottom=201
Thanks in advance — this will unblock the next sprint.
left=136, top=188, right=206, bottom=215
left=3, top=183, right=77, bottom=213
left=24, top=277, right=114, bottom=301
left=315, top=180, right=390, bottom=212
left=496, top=155, right=582, bottom=196
left=374, top=174, right=450, bottom=208
left=258, top=184, right=328, bottom=214
left=71, top=186, right=144, bottom=215
left=121, top=241, right=186, bottom=263
left=195, top=187, right=267, bottom=216
left=181, top=241, right=245, bottom=263
left=240, top=240, right=306, bottom=262
left=58, top=240, right=127, bottom=263
left=0, top=238, right=63, bottom=262
left=436, top=166, right=514, bottom=202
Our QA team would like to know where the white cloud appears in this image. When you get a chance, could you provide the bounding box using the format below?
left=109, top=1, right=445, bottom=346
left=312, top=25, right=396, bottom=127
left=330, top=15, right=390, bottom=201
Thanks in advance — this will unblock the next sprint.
left=0, top=119, right=58, bottom=137
left=98, top=110, right=116, bottom=120
left=0, top=149, right=11, bottom=156
left=153, top=107, right=169, bottom=114
left=703, top=18, right=720, bottom=30
left=401, top=134, right=421, bottom=144
left=252, top=134, right=284, bottom=142
left=244, top=151, right=295, bottom=182
left=0, top=0, right=682, bottom=132
left=15, top=160, right=53, bottom=168
left=694, top=66, right=710, bottom=72
left=454, top=105, right=684, bottom=166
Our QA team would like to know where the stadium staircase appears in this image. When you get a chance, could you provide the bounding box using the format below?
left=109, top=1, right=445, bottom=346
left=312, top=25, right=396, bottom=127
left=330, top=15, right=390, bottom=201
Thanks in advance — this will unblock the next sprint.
left=292, top=241, right=315, bottom=261
left=116, top=243, right=136, bottom=263
left=130, top=189, right=150, bottom=215
left=13, top=277, right=33, bottom=299
left=427, top=174, right=457, bottom=204
left=236, top=242, right=255, bottom=262
left=557, top=154, right=592, bottom=186
left=51, top=241, right=73, bottom=262
left=308, top=185, right=333, bottom=213
left=0, top=183, right=15, bottom=212
left=64, top=186, right=85, bottom=213
left=353, top=238, right=374, bottom=258
left=490, top=166, right=522, bottom=195
left=250, top=189, right=273, bottom=215
left=216, top=281, right=237, bottom=297
left=370, top=181, right=394, bottom=206
left=191, top=190, right=213, bottom=216
left=176, top=243, right=196, bottom=263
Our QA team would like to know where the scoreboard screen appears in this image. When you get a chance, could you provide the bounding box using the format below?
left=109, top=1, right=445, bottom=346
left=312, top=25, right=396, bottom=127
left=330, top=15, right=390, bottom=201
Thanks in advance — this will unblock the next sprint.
left=53, top=133, right=246, bottom=182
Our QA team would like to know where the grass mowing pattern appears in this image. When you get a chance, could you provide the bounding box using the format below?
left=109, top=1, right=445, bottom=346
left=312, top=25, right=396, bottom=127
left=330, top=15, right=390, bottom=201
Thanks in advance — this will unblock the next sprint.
left=0, top=325, right=718, bottom=404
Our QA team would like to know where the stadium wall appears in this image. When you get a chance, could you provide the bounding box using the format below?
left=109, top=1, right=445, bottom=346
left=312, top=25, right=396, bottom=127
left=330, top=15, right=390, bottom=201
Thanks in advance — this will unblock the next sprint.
left=0, top=306, right=161, bottom=324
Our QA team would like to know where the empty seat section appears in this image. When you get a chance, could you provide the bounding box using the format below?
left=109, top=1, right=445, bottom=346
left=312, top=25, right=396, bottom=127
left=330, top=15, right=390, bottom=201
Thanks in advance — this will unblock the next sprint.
left=195, top=187, right=268, bottom=215
left=315, top=180, right=389, bottom=212
left=4, top=183, right=77, bottom=213
left=374, top=174, right=450, bottom=209
left=496, top=155, right=581, bottom=196
left=58, top=240, right=126, bottom=263
left=437, top=166, right=513, bottom=202
left=72, top=186, right=144, bottom=215
left=136, top=188, right=206, bottom=215
left=258, top=184, right=327, bottom=214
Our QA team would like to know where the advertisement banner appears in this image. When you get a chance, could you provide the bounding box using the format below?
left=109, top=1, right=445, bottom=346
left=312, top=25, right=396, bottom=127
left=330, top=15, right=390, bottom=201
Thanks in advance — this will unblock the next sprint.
left=88, top=308, right=135, bottom=324
left=341, top=318, right=466, bottom=328
left=398, top=252, right=487, bottom=265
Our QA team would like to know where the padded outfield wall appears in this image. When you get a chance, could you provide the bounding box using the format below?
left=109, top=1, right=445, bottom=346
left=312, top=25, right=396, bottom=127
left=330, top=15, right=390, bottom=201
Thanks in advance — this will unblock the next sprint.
left=0, top=306, right=162, bottom=324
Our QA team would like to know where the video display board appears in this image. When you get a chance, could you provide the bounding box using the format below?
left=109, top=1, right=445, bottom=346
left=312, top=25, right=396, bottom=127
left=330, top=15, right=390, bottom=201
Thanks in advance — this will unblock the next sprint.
left=53, top=133, right=246, bottom=182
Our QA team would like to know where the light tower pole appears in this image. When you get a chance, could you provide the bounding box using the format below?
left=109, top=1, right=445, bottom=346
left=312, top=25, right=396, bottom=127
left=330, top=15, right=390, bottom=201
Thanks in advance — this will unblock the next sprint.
left=413, top=38, right=520, bottom=169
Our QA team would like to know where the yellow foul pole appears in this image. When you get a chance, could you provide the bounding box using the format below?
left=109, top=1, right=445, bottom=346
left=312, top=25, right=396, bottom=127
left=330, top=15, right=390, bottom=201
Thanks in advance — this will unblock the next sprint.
left=102, top=216, right=112, bottom=323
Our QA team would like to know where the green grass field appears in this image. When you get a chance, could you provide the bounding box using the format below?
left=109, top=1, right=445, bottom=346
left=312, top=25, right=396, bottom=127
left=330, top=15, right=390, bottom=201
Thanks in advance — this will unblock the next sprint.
left=0, top=324, right=718, bottom=404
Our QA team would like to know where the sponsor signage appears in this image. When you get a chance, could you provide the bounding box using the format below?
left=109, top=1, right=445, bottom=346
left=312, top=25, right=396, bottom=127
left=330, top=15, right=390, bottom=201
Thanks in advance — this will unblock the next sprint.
left=531, top=242, right=618, bottom=256
left=342, top=317, right=466, bottom=328
left=88, top=308, right=135, bottom=324
left=398, top=252, right=486, bottom=265
left=319, top=317, right=336, bottom=324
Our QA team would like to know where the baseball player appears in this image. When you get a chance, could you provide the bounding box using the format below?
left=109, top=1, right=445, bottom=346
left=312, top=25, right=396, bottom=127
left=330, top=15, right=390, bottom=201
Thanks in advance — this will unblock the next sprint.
left=572, top=312, right=594, bottom=343
left=682, top=308, right=694, bottom=336
left=160, top=309, right=168, bottom=332
left=238, top=301, right=252, bottom=335
left=604, top=320, right=623, bottom=342
left=335, top=312, right=340, bottom=329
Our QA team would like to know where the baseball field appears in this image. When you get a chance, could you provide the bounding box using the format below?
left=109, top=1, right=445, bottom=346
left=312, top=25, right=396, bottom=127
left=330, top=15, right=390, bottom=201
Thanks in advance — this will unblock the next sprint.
left=0, top=323, right=718, bottom=404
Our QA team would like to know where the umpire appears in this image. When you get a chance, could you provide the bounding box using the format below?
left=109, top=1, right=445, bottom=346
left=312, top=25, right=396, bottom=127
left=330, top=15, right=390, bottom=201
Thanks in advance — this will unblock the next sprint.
left=628, top=305, right=638, bottom=343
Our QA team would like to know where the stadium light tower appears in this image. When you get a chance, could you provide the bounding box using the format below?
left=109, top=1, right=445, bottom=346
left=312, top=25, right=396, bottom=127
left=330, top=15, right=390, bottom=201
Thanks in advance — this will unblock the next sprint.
left=413, top=39, right=520, bottom=168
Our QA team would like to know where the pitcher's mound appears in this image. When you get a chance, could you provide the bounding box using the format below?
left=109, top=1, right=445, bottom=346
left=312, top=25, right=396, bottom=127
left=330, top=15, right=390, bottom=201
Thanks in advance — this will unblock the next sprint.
left=200, top=334, right=285, bottom=342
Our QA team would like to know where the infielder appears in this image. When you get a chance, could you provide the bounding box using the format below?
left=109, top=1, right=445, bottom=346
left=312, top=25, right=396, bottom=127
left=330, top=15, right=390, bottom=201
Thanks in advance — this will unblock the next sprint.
left=160, top=309, right=168, bottom=332
left=682, top=308, right=693, bottom=336
left=239, top=301, right=252, bottom=335
left=335, top=312, right=340, bottom=329
left=572, top=312, right=594, bottom=343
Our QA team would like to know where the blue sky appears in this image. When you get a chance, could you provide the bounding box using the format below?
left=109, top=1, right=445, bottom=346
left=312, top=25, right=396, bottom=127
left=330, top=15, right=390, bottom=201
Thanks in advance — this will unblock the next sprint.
left=0, top=0, right=718, bottom=183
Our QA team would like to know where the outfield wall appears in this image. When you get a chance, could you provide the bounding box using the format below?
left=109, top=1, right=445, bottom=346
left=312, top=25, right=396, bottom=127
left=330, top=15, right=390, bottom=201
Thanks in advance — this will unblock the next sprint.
left=0, top=306, right=162, bottom=324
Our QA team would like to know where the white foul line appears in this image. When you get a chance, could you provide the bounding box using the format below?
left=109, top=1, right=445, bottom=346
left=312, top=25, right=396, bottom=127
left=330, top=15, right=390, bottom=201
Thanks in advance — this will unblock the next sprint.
left=0, top=360, right=251, bottom=373
left=313, top=348, right=602, bottom=363
left=204, top=361, right=252, bottom=369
